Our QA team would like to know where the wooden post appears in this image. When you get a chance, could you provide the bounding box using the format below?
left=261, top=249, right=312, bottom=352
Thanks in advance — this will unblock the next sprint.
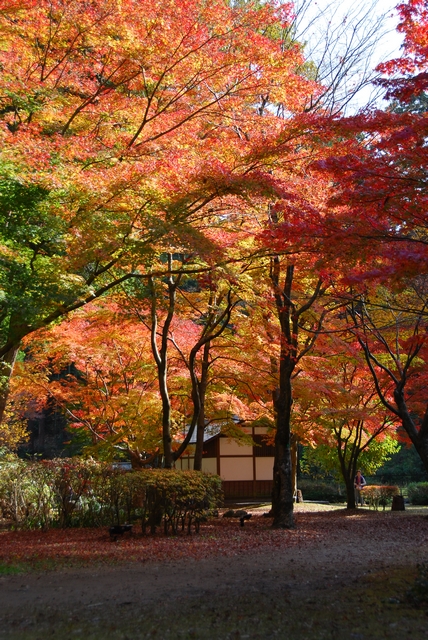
left=391, top=495, right=405, bottom=511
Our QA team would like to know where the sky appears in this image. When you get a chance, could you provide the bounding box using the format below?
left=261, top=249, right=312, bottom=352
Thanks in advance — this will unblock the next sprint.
left=293, top=0, right=405, bottom=111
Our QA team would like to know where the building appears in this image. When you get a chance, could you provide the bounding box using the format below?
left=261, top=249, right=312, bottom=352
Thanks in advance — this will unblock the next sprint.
left=177, top=425, right=275, bottom=499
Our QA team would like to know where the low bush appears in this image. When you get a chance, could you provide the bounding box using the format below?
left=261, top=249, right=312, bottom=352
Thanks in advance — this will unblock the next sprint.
left=362, top=485, right=400, bottom=510
left=297, top=480, right=344, bottom=503
left=0, top=456, right=223, bottom=533
left=407, top=482, right=428, bottom=505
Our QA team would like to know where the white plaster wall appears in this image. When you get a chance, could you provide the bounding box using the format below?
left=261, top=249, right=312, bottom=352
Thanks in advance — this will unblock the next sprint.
left=220, top=457, right=253, bottom=480
left=219, top=439, right=252, bottom=456
left=255, top=457, right=274, bottom=481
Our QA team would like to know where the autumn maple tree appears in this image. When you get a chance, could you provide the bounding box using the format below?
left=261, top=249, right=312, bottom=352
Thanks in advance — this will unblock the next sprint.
left=345, top=281, right=428, bottom=473
left=0, top=0, right=314, bottom=425
left=306, top=0, right=428, bottom=474
left=120, top=254, right=242, bottom=469
left=16, top=303, right=163, bottom=466
left=295, top=343, right=400, bottom=508
left=310, top=0, right=428, bottom=283
left=18, top=257, right=267, bottom=469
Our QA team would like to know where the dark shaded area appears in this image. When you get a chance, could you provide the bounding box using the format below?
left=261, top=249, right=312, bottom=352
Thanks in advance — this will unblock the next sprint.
left=19, top=404, right=69, bottom=459
left=375, top=443, right=428, bottom=485
left=18, top=363, right=89, bottom=460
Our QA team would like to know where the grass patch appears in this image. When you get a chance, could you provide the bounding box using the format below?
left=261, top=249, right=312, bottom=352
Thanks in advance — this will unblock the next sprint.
left=0, top=562, right=25, bottom=575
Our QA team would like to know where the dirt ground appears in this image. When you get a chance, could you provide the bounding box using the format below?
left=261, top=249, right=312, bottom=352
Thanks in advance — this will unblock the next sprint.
left=1, top=504, right=428, bottom=640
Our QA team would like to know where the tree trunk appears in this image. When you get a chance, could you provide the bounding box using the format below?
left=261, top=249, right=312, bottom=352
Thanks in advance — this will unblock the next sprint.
left=412, top=435, right=428, bottom=476
left=160, top=382, right=173, bottom=468
left=272, top=444, right=294, bottom=527
left=193, top=418, right=206, bottom=472
left=344, top=475, right=356, bottom=509
left=267, top=212, right=325, bottom=527
left=128, top=448, right=158, bottom=470
left=395, top=391, right=428, bottom=475
left=336, top=438, right=358, bottom=509
left=172, top=343, right=205, bottom=467
left=193, top=387, right=206, bottom=472
left=291, top=433, right=298, bottom=499
left=193, top=344, right=210, bottom=471
left=271, top=362, right=295, bottom=528
left=176, top=293, right=235, bottom=469
left=0, top=343, right=20, bottom=425
left=129, top=449, right=144, bottom=470
left=270, top=261, right=296, bottom=529
left=148, top=266, right=180, bottom=469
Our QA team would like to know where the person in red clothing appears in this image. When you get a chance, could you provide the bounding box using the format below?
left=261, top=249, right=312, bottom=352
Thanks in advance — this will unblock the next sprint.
left=354, top=470, right=367, bottom=507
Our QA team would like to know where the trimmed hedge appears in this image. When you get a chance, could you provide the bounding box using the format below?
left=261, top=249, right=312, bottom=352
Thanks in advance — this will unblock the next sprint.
left=407, top=482, right=428, bottom=505
left=297, top=480, right=344, bottom=503
left=362, top=485, right=400, bottom=510
left=0, top=457, right=223, bottom=533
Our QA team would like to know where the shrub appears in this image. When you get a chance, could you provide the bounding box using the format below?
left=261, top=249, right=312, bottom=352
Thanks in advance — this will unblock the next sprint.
left=40, top=458, right=101, bottom=528
left=407, top=482, right=428, bottom=505
left=0, top=453, right=54, bottom=529
left=297, top=480, right=344, bottom=503
left=0, top=457, right=223, bottom=533
left=362, top=485, right=400, bottom=510
left=133, top=469, right=223, bottom=535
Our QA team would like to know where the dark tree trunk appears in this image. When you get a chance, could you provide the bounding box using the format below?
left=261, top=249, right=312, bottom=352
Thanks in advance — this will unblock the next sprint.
left=148, top=263, right=181, bottom=469
left=395, top=391, right=428, bottom=475
left=268, top=252, right=325, bottom=527
left=193, top=416, right=206, bottom=472
left=412, top=435, right=428, bottom=476
left=174, top=291, right=236, bottom=469
left=336, top=433, right=358, bottom=509
left=271, top=262, right=296, bottom=529
left=129, top=449, right=144, bottom=470
left=193, top=385, right=207, bottom=472
left=271, top=367, right=295, bottom=528
left=193, top=343, right=210, bottom=471
left=291, top=433, right=298, bottom=499
left=344, top=474, right=356, bottom=509
left=160, top=378, right=173, bottom=469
